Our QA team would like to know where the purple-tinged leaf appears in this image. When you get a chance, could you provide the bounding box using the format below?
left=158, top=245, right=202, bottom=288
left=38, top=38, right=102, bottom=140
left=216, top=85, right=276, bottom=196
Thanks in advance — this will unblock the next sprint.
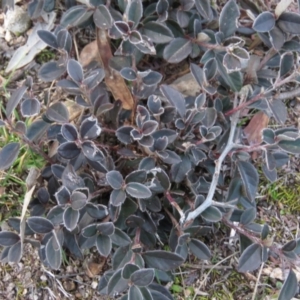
left=61, top=123, right=78, bottom=142
left=161, top=85, right=186, bottom=119
left=67, top=59, right=84, bottom=84
left=0, top=231, right=20, bottom=246
left=116, top=126, right=134, bottom=144
left=80, top=116, right=101, bottom=139
left=63, top=206, right=79, bottom=231
left=27, top=216, right=54, bottom=234
left=82, top=68, right=105, bottom=90
left=219, top=0, right=240, bottom=38
left=96, top=234, right=112, bottom=257
left=238, top=243, right=262, bottom=272
left=97, top=222, right=115, bottom=236
left=141, top=120, right=158, bottom=136
left=114, top=21, right=130, bottom=35
left=125, top=170, right=147, bottom=184
left=142, top=250, right=184, bottom=271
left=237, top=160, right=258, bottom=202
left=278, top=269, right=298, bottom=300
left=57, top=29, right=72, bottom=53
left=26, top=119, right=50, bottom=142
left=141, top=71, right=163, bottom=86
left=55, top=186, right=71, bottom=206
left=279, top=52, right=294, bottom=78
left=61, top=5, right=93, bottom=27
left=71, top=191, right=87, bottom=210
left=93, top=5, right=113, bottom=30
left=38, top=61, right=66, bottom=82
left=6, top=86, right=27, bottom=118
left=58, top=142, right=80, bottom=159
left=21, top=98, right=40, bottom=117
left=110, top=189, right=127, bottom=207
left=194, top=0, right=212, bottom=20
left=129, top=30, right=143, bottom=44
left=106, top=170, right=124, bottom=190
left=0, top=142, right=20, bottom=171
left=120, top=67, right=137, bottom=81
left=163, top=38, right=192, bottom=63
left=46, top=102, right=69, bottom=123
left=252, top=12, right=275, bottom=32
left=126, top=0, right=143, bottom=26
left=277, top=12, right=300, bottom=34
left=45, top=236, right=61, bottom=270
left=37, top=30, right=58, bottom=49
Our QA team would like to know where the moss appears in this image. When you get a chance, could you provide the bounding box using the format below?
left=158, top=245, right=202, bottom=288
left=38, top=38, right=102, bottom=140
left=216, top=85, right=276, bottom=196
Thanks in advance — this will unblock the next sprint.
left=36, top=49, right=56, bottom=64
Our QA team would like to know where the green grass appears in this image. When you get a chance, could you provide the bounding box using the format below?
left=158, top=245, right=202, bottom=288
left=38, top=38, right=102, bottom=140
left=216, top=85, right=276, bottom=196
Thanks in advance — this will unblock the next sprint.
left=0, top=125, right=45, bottom=221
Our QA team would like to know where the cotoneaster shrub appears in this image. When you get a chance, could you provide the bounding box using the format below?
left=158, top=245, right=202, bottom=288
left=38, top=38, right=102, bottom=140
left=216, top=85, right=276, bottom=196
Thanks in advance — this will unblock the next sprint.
left=1, top=0, right=300, bottom=299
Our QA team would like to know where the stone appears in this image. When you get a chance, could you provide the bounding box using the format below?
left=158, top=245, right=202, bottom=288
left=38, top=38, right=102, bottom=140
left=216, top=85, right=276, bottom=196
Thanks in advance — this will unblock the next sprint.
left=4, top=6, right=31, bottom=36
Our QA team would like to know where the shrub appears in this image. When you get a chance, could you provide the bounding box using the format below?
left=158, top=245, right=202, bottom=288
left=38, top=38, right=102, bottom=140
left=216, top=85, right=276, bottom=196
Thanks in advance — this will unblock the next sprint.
left=1, top=0, right=300, bottom=299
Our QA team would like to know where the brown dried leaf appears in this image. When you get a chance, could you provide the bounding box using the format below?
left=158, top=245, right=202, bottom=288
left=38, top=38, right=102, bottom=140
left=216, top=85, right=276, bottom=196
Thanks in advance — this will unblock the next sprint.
left=244, top=111, right=269, bottom=145
left=85, top=259, right=106, bottom=278
left=96, top=28, right=134, bottom=111
left=79, top=40, right=99, bottom=68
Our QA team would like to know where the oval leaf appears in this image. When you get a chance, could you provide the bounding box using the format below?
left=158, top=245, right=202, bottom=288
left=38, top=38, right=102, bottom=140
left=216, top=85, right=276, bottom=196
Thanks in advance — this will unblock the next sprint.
left=252, top=12, right=275, bottom=32
left=163, top=38, right=192, bottom=63
left=0, top=142, right=20, bottom=171
left=238, top=243, right=262, bottom=272
left=126, top=183, right=152, bottom=199
left=27, top=216, right=54, bottom=234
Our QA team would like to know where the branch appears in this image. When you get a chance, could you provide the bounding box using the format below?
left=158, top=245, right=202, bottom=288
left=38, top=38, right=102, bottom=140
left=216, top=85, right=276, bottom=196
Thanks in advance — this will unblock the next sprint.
left=182, top=93, right=241, bottom=226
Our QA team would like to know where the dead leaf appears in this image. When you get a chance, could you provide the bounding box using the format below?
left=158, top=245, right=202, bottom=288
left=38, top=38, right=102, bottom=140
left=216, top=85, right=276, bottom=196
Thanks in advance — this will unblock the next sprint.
left=85, top=259, right=106, bottom=278
left=96, top=28, right=134, bottom=111
left=79, top=40, right=99, bottom=68
left=244, top=111, right=269, bottom=145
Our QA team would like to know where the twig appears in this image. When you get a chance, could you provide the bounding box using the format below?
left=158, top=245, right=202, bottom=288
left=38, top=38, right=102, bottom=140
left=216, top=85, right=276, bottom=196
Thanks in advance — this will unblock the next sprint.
left=182, top=93, right=241, bottom=226
left=251, top=262, right=264, bottom=300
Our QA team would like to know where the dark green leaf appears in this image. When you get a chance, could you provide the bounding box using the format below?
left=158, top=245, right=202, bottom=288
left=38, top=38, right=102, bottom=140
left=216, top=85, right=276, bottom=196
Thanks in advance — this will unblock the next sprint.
left=142, top=21, right=173, bottom=44
left=126, top=183, right=152, bottom=199
left=45, top=236, right=61, bottom=270
left=6, top=86, right=27, bottom=118
left=120, top=67, right=137, bottom=81
left=278, top=138, right=300, bottom=154
left=238, top=243, right=262, bottom=272
left=127, top=0, right=143, bottom=26
left=240, top=207, right=256, bottom=225
left=128, top=285, right=143, bottom=300
left=279, top=52, right=294, bottom=78
left=237, top=160, right=258, bottom=202
left=0, top=231, right=20, bottom=246
left=107, top=269, right=129, bottom=295
left=163, top=38, right=192, bottom=63
left=26, top=119, right=50, bottom=142
left=0, top=142, right=20, bottom=171
left=188, top=238, right=211, bottom=260
left=131, top=268, right=155, bottom=287
left=27, top=216, right=54, bottom=234
left=8, top=241, right=22, bottom=263
left=201, top=206, right=222, bottom=222
left=110, top=228, right=132, bottom=246
left=278, top=269, right=298, bottom=300
left=142, top=250, right=184, bottom=271
left=194, top=0, right=212, bottom=20
left=61, top=123, right=78, bottom=142
left=252, top=12, right=275, bottom=32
